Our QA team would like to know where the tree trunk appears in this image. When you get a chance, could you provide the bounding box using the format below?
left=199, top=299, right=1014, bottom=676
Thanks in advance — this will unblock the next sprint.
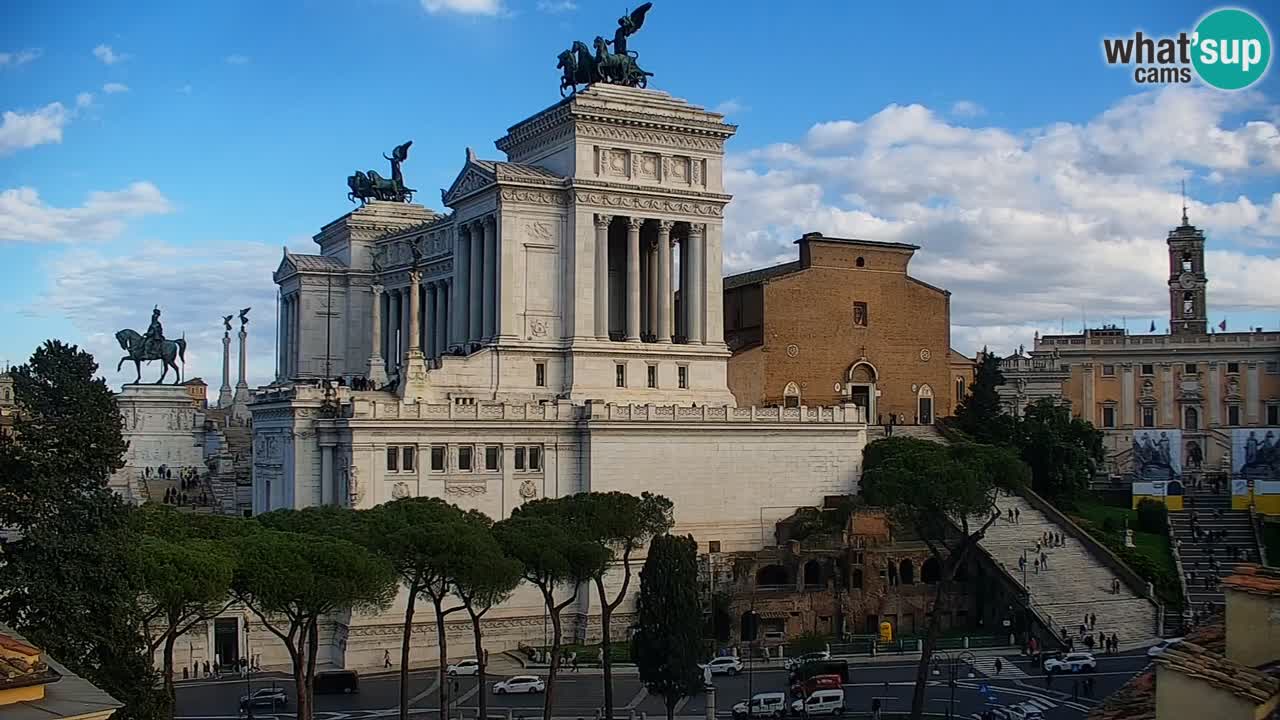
left=470, top=610, right=487, bottom=720
left=162, top=628, right=177, bottom=718
left=543, top=601, right=563, bottom=720
left=909, top=576, right=948, bottom=720
left=596, top=578, right=614, bottom=720
left=290, top=642, right=311, bottom=720
left=433, top=599, right=450, bottom=720
left=303, top=619, right=320, bottom=720
left=400, top=584, right=419, bottom=720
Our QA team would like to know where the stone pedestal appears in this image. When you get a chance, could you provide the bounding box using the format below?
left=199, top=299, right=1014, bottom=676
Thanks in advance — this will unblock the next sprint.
left=397, top=351, right=430, bottom=402
left=111, top=384, right=207, bottom=504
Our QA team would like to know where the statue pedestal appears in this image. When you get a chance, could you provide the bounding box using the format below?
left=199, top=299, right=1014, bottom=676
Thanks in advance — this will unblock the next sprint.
left=111, top=384, right=207, bottom=505
left=367, top=353, right=389, bottom=388
left=397, top=351, right=430, bottom=403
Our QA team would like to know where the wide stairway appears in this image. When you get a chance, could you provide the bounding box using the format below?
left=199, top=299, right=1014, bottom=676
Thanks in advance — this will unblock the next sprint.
left=866, top=424, right=947, bottom=442
left=976, top=492, right=1160, bottom=647
left=1169, top=489, right=1261, bottom=617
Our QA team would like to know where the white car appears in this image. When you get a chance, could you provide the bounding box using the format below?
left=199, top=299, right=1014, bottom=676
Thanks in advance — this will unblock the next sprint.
left=789, top=689, right=845, bottom=716
left=992, top=704, right=1044, bottom=720
left=700, top=656, right=744, bottom=676
left=447, top=659, right=480, bottom=676
left=1147, top=638, right=1184, bottom=658
left=783, top=650, right=832, bottom=671
left=493, top=675, right=545, bottom=694
left=731, top=692, right=788, bottom=718
left=1043, top=652, right=1097, bottom=673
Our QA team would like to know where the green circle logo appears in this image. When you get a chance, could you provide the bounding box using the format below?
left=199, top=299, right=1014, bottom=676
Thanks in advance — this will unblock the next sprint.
left=1193, top=8, right=1272, bottom=90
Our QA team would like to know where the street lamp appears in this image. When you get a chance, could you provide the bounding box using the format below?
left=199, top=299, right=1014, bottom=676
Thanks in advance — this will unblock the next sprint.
left=929, top=650, right=975, bottom=720
left=243, top=616, right=254, bottom=720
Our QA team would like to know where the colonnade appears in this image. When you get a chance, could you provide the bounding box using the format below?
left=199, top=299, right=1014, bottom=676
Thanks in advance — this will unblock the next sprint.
left=594, top=214, right=707, bottom=344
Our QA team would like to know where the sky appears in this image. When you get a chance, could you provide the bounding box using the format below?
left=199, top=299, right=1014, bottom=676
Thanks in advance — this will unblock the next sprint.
left=2, top=0, right=1278, bottom=391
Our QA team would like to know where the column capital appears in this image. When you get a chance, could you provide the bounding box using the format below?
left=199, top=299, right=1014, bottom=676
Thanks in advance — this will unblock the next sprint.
left=657, top=219, right=675, bottom=233
left=482, top=214, right=497, bottom=229
left=470, top=217, right=487, bottom=234
left=407, top=270, right=422, bottom=285
left=594, top=213, right=613, bottom=229
left=686, top=222, right=705, bottom=239
left=625, top=216, right=644, bottom=230
left=370, top=283, right=384, bottom=296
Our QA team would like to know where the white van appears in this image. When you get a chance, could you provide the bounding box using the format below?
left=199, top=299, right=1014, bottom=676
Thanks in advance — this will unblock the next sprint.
left=732, top=692, right=788, bottom=718
left=790, top=689, right=845, bottom=716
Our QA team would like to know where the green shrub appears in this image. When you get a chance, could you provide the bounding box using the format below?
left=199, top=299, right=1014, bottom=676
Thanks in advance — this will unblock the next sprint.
left=1101, top=516, right=1119, bottom=534
left=790, top=631, right=830, bottom=655
left=1136, top=498, right=1168, bottom=534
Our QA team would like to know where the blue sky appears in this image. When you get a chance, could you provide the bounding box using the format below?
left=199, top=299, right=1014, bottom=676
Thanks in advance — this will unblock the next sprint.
left=2, top=0, right=1278, bottom=388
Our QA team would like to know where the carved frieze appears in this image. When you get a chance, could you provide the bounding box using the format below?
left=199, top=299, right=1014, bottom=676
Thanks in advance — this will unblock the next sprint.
left=576, top=123, right=725, bottom=153
left=573, top=191, right=724, bottom=217
left=499, top=188, right=569, bottom=207
left=445, top=483, right=488, bottom=496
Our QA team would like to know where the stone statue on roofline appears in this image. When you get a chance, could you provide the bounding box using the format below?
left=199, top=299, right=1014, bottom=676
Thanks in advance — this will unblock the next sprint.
left=557, top=4, right=654, bottom=96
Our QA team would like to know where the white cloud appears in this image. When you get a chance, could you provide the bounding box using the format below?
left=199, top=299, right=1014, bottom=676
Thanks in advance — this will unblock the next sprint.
left=102, top=82, right=130, bottom=94
left=536, top=0, right=576, bottom=12
left=713, top=99, right=748, bottom=116
left=0, top=183, right=173, bottom=244
left=33, top=240, right=307, bottom=389
left=0, top=103, right=70, bottom=156
left=421, top=0, right=504, bottom=15
left=724, top=85, right=1280, bottom=357
left=76, top=92, right=94, bottom=108
left=92, top=44, right=126, bottom=65
left=225, top=54, right=250, bottom=65
left=0, top=49, right=41, bottom=67
left=950, top=100, right=985, bottom=118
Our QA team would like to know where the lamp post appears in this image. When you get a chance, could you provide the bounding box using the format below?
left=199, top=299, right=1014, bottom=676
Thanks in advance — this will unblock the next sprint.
left=929, top=649, right=975, bottom=720
left=243, top=616, right=254, bottom=720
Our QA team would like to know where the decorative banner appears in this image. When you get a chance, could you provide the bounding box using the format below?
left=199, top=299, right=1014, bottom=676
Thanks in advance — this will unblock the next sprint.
left=1131, top=429, right=1182, bottom=480
left=1232, top=427, right=1280, bottom=481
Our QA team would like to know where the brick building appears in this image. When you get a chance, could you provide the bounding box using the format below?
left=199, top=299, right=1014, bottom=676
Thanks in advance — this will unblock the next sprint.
left=723, top=232, right=971, bottom=424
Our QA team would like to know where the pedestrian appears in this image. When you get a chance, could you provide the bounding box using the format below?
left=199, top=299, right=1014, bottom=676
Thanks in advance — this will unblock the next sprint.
left=1110, top=633, right=1119, bottom=652
left=1008, top=508, right=1014, bottom=522
left=1099, top=632, right=1105, bottom=651
left=1067, top=637, right=1075, bottom=651
left=994, top=658, right=1003, bottom=675
left=1085, top=635, right=1094, bottom=652
left=1045, top=668, right=1053, bottom=688
left=572, top=652, right=580, bottom=672
left=1034, top=557, right=1040, bottom=573
left=383, top=649, right=391, bottom=668
left=203, top=660, right=210, bottom=678
left=1090, top=613, right=1096, bottom=630
left=1041, top=552, right=1048, bottom=569
left=871, top=697, right=882, bottom=720
left=1014, top=507, right=1020, bottom=524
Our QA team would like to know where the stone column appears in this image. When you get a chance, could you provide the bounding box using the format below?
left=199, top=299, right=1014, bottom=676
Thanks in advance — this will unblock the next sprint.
left=436, top=280, right=450, bottom=359
left=367, top=285, right=388, bottom=386
left=320, top=443, right=334, bottom=506
left=646, top=237, right=658, bottom=339
left=1121, top=364, right=1135, bottom=427
left=424, top=282, right=437, bottom=360
left=594, top=214, right=611, bottom=339
left=407, top=272, right=422, bottom=355
left=483, top=216, right=497, bottom=341
left=625, top=216, right=642, bottom=342
left=1208, top=362, right=1221, bottom=425
left=388, top=288, right=400, bottom=373
left=1246, top=361, right=1261, bottom=422
left=688, top=223, right=706, bottom=344
left=399, top=270, right=430, bottom=400
left=233, top=323, right=249, bottom=406
left=657, top=220, right=674, bottom=343
left=1161, top=363, right=1174, bottom=425
left=469, top=219, right=484, bottom=345
left=289, top=294, right=300, bottom=377
left=219, top=330, right=233, bottom=407
left=455, top=224, right=471, bottom=349
left=280, top=295, right=290, bottom=378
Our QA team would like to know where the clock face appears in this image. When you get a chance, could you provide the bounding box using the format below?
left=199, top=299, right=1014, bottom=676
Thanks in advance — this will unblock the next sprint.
left=1179, top=272, right=1196, bottom=289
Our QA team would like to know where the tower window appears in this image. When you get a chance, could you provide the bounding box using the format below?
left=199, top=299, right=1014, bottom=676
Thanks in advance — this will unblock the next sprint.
left=852, top=302, right=868, bottom=327
left=678, top=365, right=688, bottom=389
left=1101, top=406, right=1116, bottom=428
left=1182, top=292, right=1194, bottom=317
left=535, top=362, right=546, bottom=387
left=1181, top=251, right=1192, bottom=272
left=615, top=363, right=626, bottom=388
left=1226, top=362, right=1239, bottom=374
left=647, top=364, right=658, bottom=388
left=1101, top=364, right=1115, bottom=377
left=1227, top=405, right=1240, bottom=426
left=855, top=256, right=865, bottom=268
left=1141, top=364, right=1155, bottom=376
left=1184, top=363, right=1197, bottom=375
left=1142, top=407, right=1155, bottom=428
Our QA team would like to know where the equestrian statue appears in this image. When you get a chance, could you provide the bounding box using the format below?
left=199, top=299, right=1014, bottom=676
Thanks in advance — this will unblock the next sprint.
left=115, top=306, right=188, bottom=384
left=558, top=3, right=654, bottom=96
left=348, top=140, right=415, bottom=204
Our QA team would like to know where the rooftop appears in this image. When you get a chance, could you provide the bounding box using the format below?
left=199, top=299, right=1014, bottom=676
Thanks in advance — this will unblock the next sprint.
left=1154, top=641, right=1280, bottom=705
left=0, top=625, right=121, bottom=720
left=795, top=231, right=920, bottom=251
left=1221, top=563, right=1280, bottom=598
left=1088, top=619, right=1224, bottom=720
left=287, top=253, right=347, bottom=272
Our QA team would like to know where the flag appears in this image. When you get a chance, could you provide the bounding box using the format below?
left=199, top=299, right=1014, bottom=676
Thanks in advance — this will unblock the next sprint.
left=1149, top=320, right=1156, bottom=332
left=1219, top=319, right=1227, bottom=331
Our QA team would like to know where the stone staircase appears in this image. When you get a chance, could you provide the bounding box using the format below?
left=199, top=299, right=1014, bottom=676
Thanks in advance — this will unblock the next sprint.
left=866, top=424, right=947, bottom=443
left=1169, top=489, right=1261, bottom=621
left=975, top=492, right=1160, bottom=647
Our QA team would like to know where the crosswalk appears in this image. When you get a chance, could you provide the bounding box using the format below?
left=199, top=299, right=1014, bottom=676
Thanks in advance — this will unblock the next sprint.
left=968, top=697, right=1058, bottom=719
left=970, top=656, right=1033, bottom=680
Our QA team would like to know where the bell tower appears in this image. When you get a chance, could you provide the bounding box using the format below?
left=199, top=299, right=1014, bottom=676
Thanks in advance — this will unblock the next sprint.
left=1167, top=192, right=1207, bottom=336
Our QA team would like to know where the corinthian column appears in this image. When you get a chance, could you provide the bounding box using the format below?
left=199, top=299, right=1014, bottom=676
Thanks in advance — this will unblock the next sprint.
left=367, top=285, right=388, bottom=385
left=388, top=288, right=400, bottom=371
left=454, top=224, right=471, bottom=349
left=218, top=329, right=233, bottom=407
left=424, top=282, right=437, bottom=360
left=407, top=271, right=422, bottom=355
left=482, top=216, right=497, bottom=341
left=594, top=214, right=611, bottom=339
left=657, top=220, right=674, bottom=343
left=625, top=216, right=642, bottom=342
left=469, top=220, right=484, bottom=344
left=688, top=224, right=705, bottom=344
left=436, top=279, right=450, bottom=359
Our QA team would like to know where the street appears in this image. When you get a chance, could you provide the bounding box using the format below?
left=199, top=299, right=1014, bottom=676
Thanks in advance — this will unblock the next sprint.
left=175, top=650, right=1151, bottom=720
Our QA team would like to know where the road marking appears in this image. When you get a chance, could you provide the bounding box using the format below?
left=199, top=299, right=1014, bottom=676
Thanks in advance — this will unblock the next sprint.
left=624, top=687, right=648, bottom=709
left=970, top=656, right=1031, bottom=680
left=454, top=684, right=480, bottom=707
left=672, top=695, right=691, bottom=714
left=408, top=677, right=441, bottom=706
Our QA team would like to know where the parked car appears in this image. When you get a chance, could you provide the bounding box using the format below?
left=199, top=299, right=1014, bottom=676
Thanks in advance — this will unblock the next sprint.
left=731, top=692, right=788, bottom=718
left=1043, top=652, right=1097, bottom=673
left=314, top=670, right=359, bottom=694
left=447, top=659, right=480, bottom=676
left=239, top=687, right=288, bottom=711
left=1147, top=638, right=1184, bottom=658
left=700, top=656, right=744, bottom=676
left=789, top=689, right=845, bottom=716
left=991, top=703, right=1045, bottom=720
left=493, top=675, right=545, bottom=694
left=783, top=650, right=832, bottom=671
left=788, top=659, right=849, bottom=685
left=789, top=673, right=843, bottom=699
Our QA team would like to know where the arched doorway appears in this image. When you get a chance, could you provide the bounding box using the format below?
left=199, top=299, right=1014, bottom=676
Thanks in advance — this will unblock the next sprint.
left=847, top=361, right=878, bottom=421
left=899, top=559, right=915, bottom=585
left=756, top=564, right=789, bottom=587
left=803, top=560, right=823, bottom=588
left=1184, top=406, right=1199, bottom=431
left=921, top=557, right=940, bottom=584
left=918, top=384, right=934, bottom=425
left=783, top=382, right=801, bottom=408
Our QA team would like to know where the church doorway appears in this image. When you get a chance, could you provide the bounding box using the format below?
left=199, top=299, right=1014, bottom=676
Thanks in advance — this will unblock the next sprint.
left=918, top=384, right=934, bottom=425
left=213, top=617, right=240, bottom=671
left=847, top=361, right=878, bottom=422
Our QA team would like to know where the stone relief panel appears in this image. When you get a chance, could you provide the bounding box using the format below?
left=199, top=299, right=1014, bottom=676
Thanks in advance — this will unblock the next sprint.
left=636, top=153, right=659, bottom=181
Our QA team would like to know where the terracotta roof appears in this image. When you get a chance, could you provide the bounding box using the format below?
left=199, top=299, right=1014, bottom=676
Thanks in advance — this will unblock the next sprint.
left=1221, top=563, right=1280, bottom=598
left=1155, top=641, right=1280, bottom=705
left=1088, top=619, right=1225, bottom=720
left=0, top=633, right=38, bottom=656
left=0, top=631, right=57, bottom=692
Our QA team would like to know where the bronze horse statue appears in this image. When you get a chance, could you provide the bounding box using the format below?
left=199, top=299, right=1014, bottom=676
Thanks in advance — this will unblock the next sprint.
left=115, top=329, right=187, bottom=384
